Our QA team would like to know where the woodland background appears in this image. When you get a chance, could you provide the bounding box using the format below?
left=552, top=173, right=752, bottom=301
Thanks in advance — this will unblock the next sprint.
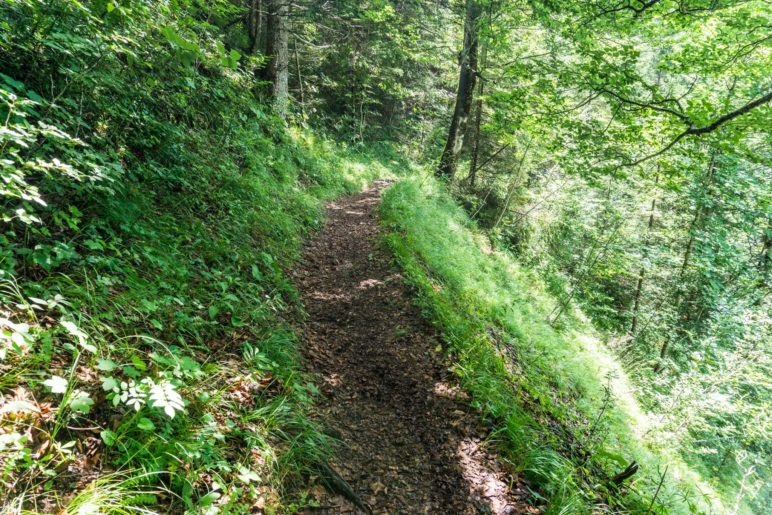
left=0, top=0, right=769, bottom=513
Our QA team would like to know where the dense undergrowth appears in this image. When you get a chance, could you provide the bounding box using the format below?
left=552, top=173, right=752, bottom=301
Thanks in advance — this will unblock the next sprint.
left=2, top=1, right=766, bottom=514
left=0, top=1, right=401, bottom=512
left=380, top=176, right=725, bottom=514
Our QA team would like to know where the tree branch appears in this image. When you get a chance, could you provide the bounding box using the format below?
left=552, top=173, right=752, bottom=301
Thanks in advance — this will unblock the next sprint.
left=622, top=90, right=771, bottom=166
left=596, top=0, right=662, bottom=16
left=600, top=88, right=691, bottom=123
left=684, top=90, right=772, bottom=136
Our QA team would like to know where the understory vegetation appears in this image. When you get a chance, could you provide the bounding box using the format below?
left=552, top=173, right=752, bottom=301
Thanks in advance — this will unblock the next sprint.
left=382, top=176, right=722, bottom=513
left=0, top=1, right=398, bottom=511
left=1, top=0, right=769, bottom=513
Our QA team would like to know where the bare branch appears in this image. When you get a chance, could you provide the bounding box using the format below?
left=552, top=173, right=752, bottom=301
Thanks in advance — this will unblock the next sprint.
left=600, top=88, right=691, bottom=123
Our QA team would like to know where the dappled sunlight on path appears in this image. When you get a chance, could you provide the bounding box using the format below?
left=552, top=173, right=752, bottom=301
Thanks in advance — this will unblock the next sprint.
left=294, top=182, right=536, bottom=514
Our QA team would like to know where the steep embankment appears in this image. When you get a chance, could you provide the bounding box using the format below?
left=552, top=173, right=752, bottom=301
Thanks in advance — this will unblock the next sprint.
left=379, top=177, right=723, bottom=514
left=2, top=3, right=415, bottom=514
left=294, top=182, right=534, bottom=514
left=0, top=114, right=399, bottom=512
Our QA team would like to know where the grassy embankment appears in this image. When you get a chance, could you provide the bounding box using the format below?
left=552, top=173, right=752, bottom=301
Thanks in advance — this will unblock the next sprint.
left=380, top=176, right=723, bottom=514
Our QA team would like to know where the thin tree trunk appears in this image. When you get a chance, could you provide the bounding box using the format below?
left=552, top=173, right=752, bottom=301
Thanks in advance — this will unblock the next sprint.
left=494, top=140, right=531, bottom=229
left=265, top=0, right=289, bottom=117
left=550, top=220, right=624, bottom=325
left=468, top=6, right=490, bottom=188
left=758, top=219, right=772, bottom=292
left=468, top=85, right=483, bottom=187
left=630, top=268, right=646, bottom=334
left=681, top=152, right=716, bottom=276
left=680, top=210, right=700, bottom=277
left=436, top=0, right=482, bottom=182
left=294, top=34, right=305, bottom=118
left=653, top=336, right=670, bottom=373
left=630, top=174, right=659, bottom=334
left=247, top=0, right=263, bottom=55
left=349, top=25, right=358, bottom=133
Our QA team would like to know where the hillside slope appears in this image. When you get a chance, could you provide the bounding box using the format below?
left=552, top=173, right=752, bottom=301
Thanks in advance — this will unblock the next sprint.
left=1, top=2, right=400, bottom=511
left=2, top=2, right=765, bottom=514
left=380, top=177, right=725, bottom=514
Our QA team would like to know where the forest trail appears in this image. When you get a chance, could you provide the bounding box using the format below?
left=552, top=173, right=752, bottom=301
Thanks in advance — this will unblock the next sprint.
left=294, top=182, right=534, bottom=514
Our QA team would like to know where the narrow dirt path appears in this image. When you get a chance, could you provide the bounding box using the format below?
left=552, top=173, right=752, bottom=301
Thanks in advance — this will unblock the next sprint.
left=294, top=182, right=534, bottom=514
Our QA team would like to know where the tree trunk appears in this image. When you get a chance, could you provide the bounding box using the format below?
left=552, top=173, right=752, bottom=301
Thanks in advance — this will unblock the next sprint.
left=652, top=336, right=670, bottom=373
left=681, top=152, right=716, bottom=276
left=468, top=6, right=490, bottom=188
left=630, top=175, right=658, bottom=334
left=629, top=270, right=645, bottom=335
left=294, top=34, right=305, bottom=118
left=436, top=0, right=482, bottom=182
left=265, top=0, right=289, bottom=117
left=494, top=140, right=531, bottom=229
left=468, top=85, right=484, bottom=187
left=247, top=0, right=263, bottom=55
left=757, top=219, right=771, bottom=291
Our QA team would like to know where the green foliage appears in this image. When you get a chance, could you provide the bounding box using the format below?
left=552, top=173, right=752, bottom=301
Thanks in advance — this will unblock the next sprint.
left=0, top=0, right=398, bottom=511
left=381, top=176, right=725, bottom=513
left=290, top=0, right=457, bottom=144
left=0, top=0, right=767, bottom=512
left=431, top=1, right=770, bottom=511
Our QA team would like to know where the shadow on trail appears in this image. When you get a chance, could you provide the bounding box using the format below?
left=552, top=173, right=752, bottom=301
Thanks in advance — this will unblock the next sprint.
left=294, top=182, right=535, bottom=514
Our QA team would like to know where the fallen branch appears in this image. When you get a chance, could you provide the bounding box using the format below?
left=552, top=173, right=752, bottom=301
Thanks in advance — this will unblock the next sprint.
left=315, top=462, right=373, bottom=515
left=610, top=461, right=639, bottom=488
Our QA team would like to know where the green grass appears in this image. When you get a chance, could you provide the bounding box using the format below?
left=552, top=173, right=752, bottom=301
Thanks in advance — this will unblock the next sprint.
left=380, top=175, right=724, bottom=514
left=1, top=4, right=415, bottom=511
left=0, top=110, right=403, bottom=512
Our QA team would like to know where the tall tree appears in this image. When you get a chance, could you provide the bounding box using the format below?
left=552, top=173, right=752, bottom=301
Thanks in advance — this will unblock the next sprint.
left=467, top=20, right=488, bottom=189
left=250, top=0, right=290, bottom=118
left=246, top=0, right=263, bottom=55
left=630, top=173, right=658, bottom=335
left=436, top=0, right=482, bottom=181
left=265, top=0, right=289, bottom=117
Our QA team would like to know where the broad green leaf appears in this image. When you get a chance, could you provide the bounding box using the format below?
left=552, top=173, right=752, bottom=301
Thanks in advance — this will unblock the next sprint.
left=100, top=376, right=119, bottom=392
left=137, top=417, right=155, bottom=431
left=69, top=393, right=94, bottom=414
left=101, top=430, right=117, bottom=446
left=96, top=359, right=117, bottom=372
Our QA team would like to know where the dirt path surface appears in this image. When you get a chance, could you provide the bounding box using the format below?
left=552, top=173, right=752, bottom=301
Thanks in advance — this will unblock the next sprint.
left=293, top=182, right=534, bottom=514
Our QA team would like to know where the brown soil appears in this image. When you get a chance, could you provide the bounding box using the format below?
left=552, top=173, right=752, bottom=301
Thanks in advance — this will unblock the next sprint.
left=294, top=182, right=535, bottom=514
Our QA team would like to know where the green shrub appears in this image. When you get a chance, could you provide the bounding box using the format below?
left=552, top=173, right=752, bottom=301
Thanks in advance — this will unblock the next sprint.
left=0, top=1, right=398, bottom=511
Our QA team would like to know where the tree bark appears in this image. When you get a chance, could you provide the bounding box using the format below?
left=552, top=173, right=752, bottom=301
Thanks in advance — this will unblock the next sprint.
left=436, top=0, right=482, bottom=182
left=247, top=0, right=263, bottom=55
left=630, top=174, right=658, bottom=334
left=652, top=336, right=670, bottom=373
left=494, top=140, right=531, bottom=229
left=294, top=34, right=305, bottom=118
left=758, top=219, right=771, bottom=291
left=265, top=0, right=289, bottom=117
left=681, top=152, right=716, bottom=276
left=468, top=87, right=484, bottom=187
left=468, top=5, right=490, bottom=188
